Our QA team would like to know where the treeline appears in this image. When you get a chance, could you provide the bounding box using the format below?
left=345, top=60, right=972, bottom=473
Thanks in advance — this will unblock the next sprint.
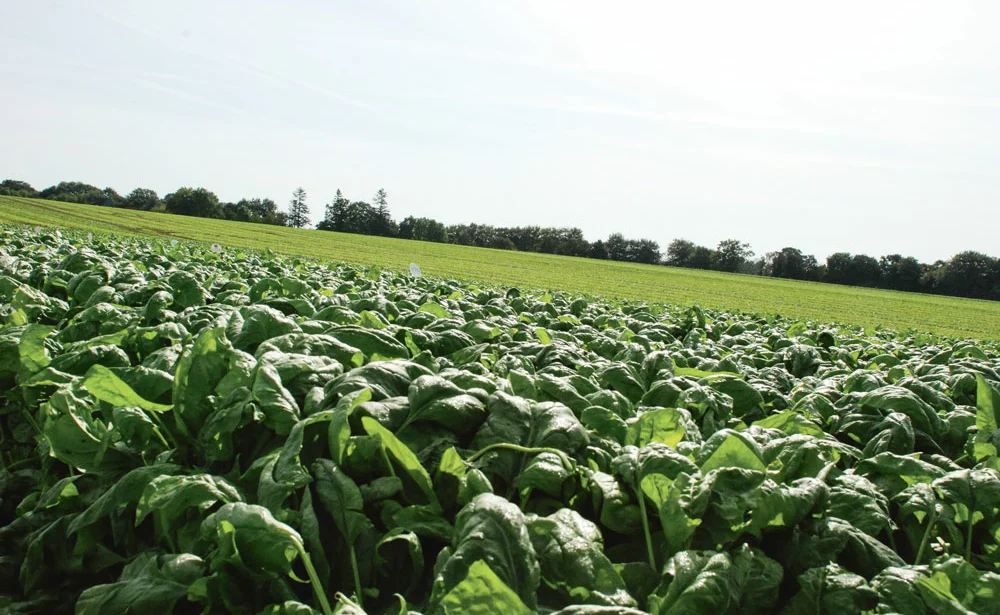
left=0, top=179, right=288, bottom=226
left=664, top=242, right=1000, bottom=301
left=4, top=178, right=999, bottom=301
left=314, top=190, right=663, bottom=263
left=313, top=188, right=1000, bottom=300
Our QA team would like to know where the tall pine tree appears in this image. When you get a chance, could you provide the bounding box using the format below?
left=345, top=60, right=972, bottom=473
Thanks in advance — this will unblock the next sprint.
left=372, top=188, right=396, bottom=236
left=288, top=187, right=309, bottom=228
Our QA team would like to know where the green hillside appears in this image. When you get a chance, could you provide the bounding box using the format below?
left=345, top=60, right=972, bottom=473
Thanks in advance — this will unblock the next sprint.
left=2, top=195, right=998, bottom=339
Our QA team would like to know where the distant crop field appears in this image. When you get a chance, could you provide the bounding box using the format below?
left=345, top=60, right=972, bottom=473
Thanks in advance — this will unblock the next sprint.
left=2, top=195, right=999, bottom=340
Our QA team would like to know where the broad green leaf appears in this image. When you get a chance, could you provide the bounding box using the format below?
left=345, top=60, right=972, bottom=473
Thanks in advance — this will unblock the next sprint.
left=68, top=463, right=181, bottom=535
left=312, top=458, right=373, bottom=544
left=749, top=478, right=827, bottom=534
left=648, top=550, right=733, bottom=615
left=871, top=566, right=930, bottom=615
left=626, top=408, right=686, bottom=448
left=404, top=374, right=487, bottom=434
left=173, top=327, right=249, bottom=438
left=526, top=508, right=636, bottom=607
left=471, top=392, right=589, bottom=487
left=697, top=431, right=766, bottom=474
left=431, top=493, right=540, bottom=609
left=252, top=363, right=301, bottom=435
left=975, top=374, right=1000, bottom=460
left=376, top=528, right=424, bottom=595
left=328, top=325, right=410, bottom=361
left=361, top=416, right=437, bottom=505
left=17, top=323, right=54, bottom=379
left=83, top=364, right=173, bottom=412
left=782, top=563, right=878, bottom=615
left=582, top=405, right=629, bottom=444
left=434, top=560, right=533, bottom=615
left=418, top=302, right=451, bottom=319
left=329, top=388, right=373, bottom=465
left=519, top=451, right=573, bottom=497
left=76, top=553, right=205, bottom=615
left=706, top=376, right=763, bottom=418
left=753, top=411, right=825, bottom=438
left=136, top=474, right=242, bottom=534
left=200, top=503, right=302, bottom=575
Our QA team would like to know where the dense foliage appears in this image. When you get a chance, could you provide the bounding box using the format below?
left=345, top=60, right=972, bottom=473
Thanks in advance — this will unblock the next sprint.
left=2, top=228, right=1000, bottom=614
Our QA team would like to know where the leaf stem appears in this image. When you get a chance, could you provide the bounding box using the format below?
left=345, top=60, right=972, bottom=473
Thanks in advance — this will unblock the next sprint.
left=349, top=544, right=364, bottom=610
left=465, top=443, right=575, bottom=472
left=965, top=513, right=974, bottom=563
left=148, top=412, right=177, bottom=449
left=638, top=492, right=656, bottom=570
left=915, top=510, right=938, bottom=566
left=295, top=540, right=334, bottom=615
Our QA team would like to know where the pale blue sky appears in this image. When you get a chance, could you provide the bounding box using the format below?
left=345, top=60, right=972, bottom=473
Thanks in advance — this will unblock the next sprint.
left=2, top=1, right=998, bottom=262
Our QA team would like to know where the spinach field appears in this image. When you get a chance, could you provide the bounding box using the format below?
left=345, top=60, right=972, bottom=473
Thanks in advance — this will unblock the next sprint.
left=2, top=227, right=1000, bottom=614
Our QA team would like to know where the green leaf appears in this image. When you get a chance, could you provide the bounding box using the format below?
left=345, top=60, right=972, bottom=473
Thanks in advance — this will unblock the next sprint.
left=136, top=474, right=242, bottom=536
left=231, top=305, right=301, bottom=351
left=252, top=363, right=301, bottom=436
left=858, top=385, right=946, bottom=439
left=527, top=508, right=636, bottom=607
left=17, top=323, right=54, bottom=379
left=404, top=374, right=487, bottom=435
left=435, top=446, right=467, bottom=510
left=257, top=333, right=363, bottom=369
left=706, top=376, right=763, bottom=418
left=392, top=504, right=455, bottom=542
left=83, top=364, right=173, bottom=412
left=697, top=431, right=766, bottom=474
left=431, top=493, right=540, bottom=610
left=519, top=451, right=574, bottom=497
left=753, top=411, right=825, bottom=438
left=200, top=503, right=302, bottom=575
left=434, top=560, right=533, bottom=615
left=749, top=477, right=827, bottom=535
left=312, top=459, right=373, bottom=544
left=582, top=406, right=629, bottom=444
left=782, top=563, right=878, bottom=615
left=975, top=375, right=1000, bottom=460
left=361, top=416, right=438, bottom=505
left=256, top=601, right=321, bottom=615
left=328, top=388, right=373, bottom=465
left=376, top=528, right=424, bottom=595
left=917, top=556, right=1000, bottom=615
left=648, top=550, right=733, bottom=615
left=825, top=473, right=893, bottom=536
left=76, top=553, right=205, bottom=615
left=471, top=392, right=589, bottom=487
left=328, top=325, right=410, bottom=361
left=173, top=327, right=252, bottom=438
left=626, top=408, right=686, bottom=448
left=871, top=566, right=930, bottom=615
left=418, top=302, right=451, bottom=319
left=729, top=545, right=783, bottom=614
left=68, top=463, right=181, bottom=535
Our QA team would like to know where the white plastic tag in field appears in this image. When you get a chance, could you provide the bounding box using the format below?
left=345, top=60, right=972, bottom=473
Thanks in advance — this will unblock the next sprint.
left=409, top=263, right=422, bottom=277
left=171, top=240, right=179, bottom=247
left=86, top=233, right=93, bottom=242
left=211, top=243, right=222, bottom=253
